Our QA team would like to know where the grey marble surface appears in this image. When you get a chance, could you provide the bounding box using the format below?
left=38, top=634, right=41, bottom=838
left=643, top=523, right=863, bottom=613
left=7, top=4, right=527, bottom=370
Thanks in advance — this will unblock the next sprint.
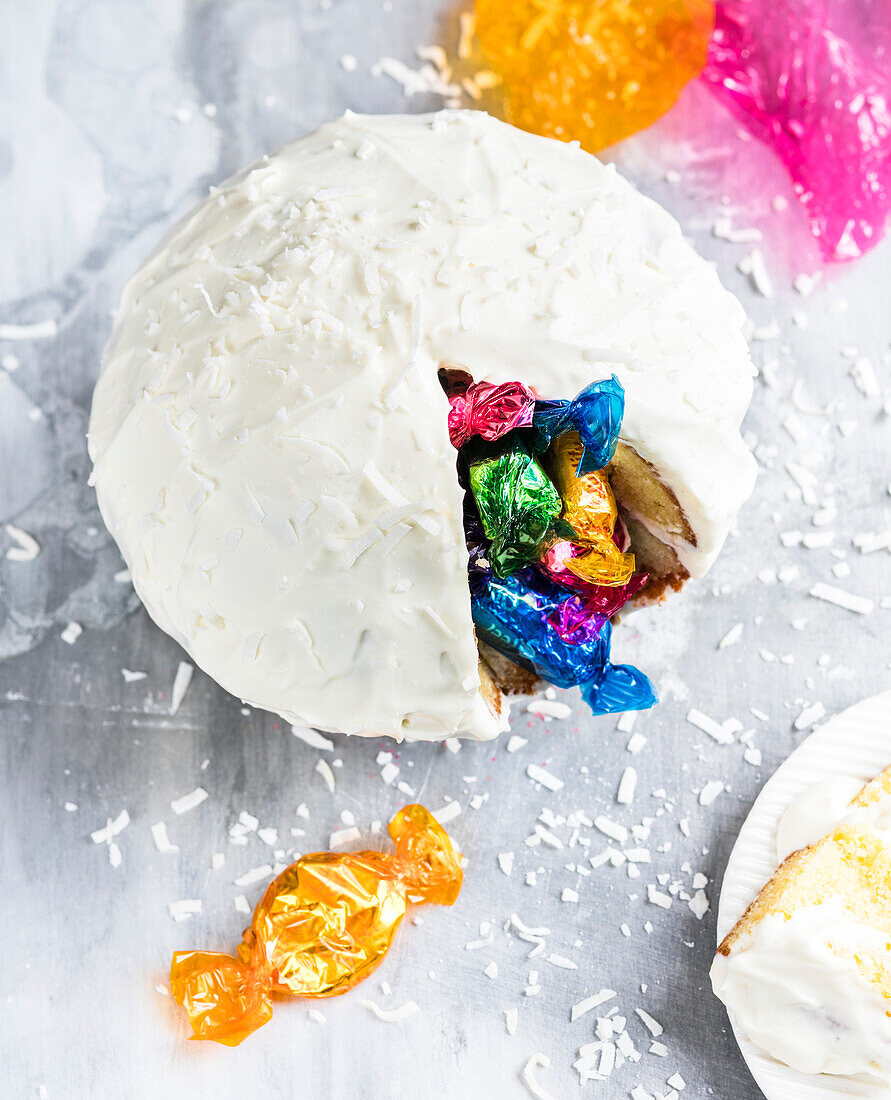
left=1, top=2, right=890, bottom=1098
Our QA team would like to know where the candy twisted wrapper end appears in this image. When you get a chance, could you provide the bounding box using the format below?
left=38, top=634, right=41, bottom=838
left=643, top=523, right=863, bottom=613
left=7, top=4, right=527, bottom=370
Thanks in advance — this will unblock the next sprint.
left=447, top=379, right=535, bottom=449
left=389, top=803, right=463, bottom=905
left=583, top=661, right=658, bottom=716
left=532, top=376, right=624, bottom=475
left=169, top=950, right=273, bottom=1047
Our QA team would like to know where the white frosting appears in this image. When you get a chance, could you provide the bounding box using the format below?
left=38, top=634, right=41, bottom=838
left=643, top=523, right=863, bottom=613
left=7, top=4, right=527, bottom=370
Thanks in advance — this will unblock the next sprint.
left=88, top=110, right=756, bottom=740
left=778, top=775, right=891, bottom=863
left=776, top=775, right=865, bottom=862
left=711, top=898, right=891, bottom=1082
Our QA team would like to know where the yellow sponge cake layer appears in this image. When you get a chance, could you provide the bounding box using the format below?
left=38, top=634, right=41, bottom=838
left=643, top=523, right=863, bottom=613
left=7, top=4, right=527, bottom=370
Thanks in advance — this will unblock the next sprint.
left=712, top=765, right=891, bottom=1082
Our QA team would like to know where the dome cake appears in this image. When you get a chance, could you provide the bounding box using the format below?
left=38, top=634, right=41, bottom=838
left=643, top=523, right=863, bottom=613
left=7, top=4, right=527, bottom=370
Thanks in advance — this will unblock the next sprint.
left=88, top=110, right=756, bottom=741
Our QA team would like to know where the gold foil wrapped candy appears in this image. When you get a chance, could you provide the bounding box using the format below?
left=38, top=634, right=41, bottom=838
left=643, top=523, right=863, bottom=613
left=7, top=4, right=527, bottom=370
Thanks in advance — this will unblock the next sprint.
left=475, top=0, right=714, bottom=153
left=170, top=805, right=463, bottom=1046
left=545, top=433, right=635, bottom=586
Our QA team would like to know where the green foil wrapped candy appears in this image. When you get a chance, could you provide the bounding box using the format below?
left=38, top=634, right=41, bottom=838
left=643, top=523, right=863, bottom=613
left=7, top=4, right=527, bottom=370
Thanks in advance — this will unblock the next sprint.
left=468, top=441, right=561, bottom=577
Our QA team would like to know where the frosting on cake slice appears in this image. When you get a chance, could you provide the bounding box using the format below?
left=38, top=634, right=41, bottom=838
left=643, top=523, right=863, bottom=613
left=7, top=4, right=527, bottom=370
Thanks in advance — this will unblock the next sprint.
left=712, top=766, right=891, bottom=1082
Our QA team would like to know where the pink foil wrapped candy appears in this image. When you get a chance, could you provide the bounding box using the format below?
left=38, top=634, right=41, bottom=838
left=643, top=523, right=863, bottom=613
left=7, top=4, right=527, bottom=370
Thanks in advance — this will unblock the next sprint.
left=447, top=379, right=535, bottom=449
left=547, top=578, right=637, bottom=644
left=702, top=0, right=891, bottom=261
left=540, top=540, right=649, bottom=644
left=547, top=573, right=650, bottom=644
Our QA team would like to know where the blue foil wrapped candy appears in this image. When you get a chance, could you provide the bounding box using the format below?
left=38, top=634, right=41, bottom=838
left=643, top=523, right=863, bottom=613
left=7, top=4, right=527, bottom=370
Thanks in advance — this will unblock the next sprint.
left=532, top=375, right=625, bottom=476
left=471, top=567, right=656, bottom=716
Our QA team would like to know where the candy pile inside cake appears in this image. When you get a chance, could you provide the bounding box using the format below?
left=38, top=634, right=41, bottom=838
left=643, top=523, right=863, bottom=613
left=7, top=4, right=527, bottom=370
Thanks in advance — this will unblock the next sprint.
left=443, top=370, right=656, bottom=718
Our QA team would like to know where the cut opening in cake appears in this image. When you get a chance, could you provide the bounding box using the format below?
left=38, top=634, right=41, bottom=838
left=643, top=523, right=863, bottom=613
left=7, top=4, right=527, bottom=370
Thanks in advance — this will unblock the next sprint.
left=439, top=367, right=692, bottom=722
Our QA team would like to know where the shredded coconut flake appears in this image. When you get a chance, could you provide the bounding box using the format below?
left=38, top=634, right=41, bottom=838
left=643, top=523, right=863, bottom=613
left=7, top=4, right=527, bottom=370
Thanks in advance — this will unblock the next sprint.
left=595, top=816, right=628, bottom=843
left=234, top=864, right=273, bottom=887
left=522, top=1054, right=555, bottom=1100
left=647, top=884, right=672, bottom=909
left=315, top=759, right=336, bottom=792
left=794, top=701, right=826, bottom=730
left=60, top=622, right=83, bottom=645
left=699, top=781, right=725, bottom=807
left=571, top=989, right=616, bottom=1022
left=718, top=623, right=743, bottom=650
left=526, top=699, right=572, bottom=720
left=689, top=890, right=710, bottom=920
left=330, top=825, right=361, bottom=848
left=151, top=822, right=178, bottom=853
left=169, top=661, right=194, bottom=715
left=170, top=787, right=208, bottom=815
left=361, top=998, right=420, bottom=1022
left=291, top=726, right=334, bottom=751
left=686, top=708, right=734, bottom=744
left=497, top=852, right=515, bottom=876
left=635, top=1008, right=663, bottom=1037
left=526, top=764, right=564, bottom=792
left=4, top=524, right=40, bottom=561
left=432, top=801, right=461, bottom=824
left=616, top=767, right=637, bottom=805
left=810, top=583, right=874, bottom=615
left=168, top=899, right=202, bottom=921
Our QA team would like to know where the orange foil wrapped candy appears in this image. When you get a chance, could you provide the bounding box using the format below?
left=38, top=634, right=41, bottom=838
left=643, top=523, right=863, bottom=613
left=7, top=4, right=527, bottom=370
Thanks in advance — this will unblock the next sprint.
left=170, top=805, right=462, bottom=1046
left=475, top=0, right=715, bottom=152
left=545, top=433, right=635, bottom=587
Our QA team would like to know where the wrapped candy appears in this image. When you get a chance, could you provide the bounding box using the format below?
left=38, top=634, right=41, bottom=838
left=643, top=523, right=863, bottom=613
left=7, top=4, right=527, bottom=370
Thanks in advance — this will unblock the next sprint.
left=553, top=535, right=635, bottom=587
left=546, top=595, right=609, bottom=646
left=467, top=440, right=562, bottom=576
left=583, top=655, right=657, bottom=715
left=541, top=545, right=650, bottom=643
left=448, top=378, right=535, bottom=449
left=459, top=372, right=655, bottom=712
left=475, top=0, right=715, bottom=152
left=532, top=376, right=625, bottom=476
left=539, top=539, right=631, bottom=592
left=170, top=805, right=462, bottom=1046
left=701, top=0, right=891, bottom=261
left=471, top=566, right=657, bottom=714
left=543, top=432, right=636, bottom=586
left=565, top=541, right=634, bottom=587
left=547, top=587, right=638, bottom=645
left=469, top=519, right=645, bottom=645
left=547, top=433, right=616, bottom=542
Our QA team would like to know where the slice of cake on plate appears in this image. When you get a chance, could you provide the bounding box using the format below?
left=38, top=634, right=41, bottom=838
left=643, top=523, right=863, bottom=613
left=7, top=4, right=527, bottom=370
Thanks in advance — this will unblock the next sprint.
left=712, top=765, right=891, bottom=1082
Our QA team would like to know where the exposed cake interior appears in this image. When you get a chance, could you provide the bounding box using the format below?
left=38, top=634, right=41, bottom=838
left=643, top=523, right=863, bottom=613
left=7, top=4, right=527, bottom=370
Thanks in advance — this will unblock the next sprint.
left=606, top=444, right=691, bottom=603
left=442, top=368, right=682, bottom=720
left=476, top=449, right=689, bottom=705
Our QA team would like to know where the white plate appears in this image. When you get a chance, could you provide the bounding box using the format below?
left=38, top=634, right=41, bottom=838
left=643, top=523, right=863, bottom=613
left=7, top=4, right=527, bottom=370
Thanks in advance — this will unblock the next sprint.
left=716, top=690, right=891, bottom=1100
